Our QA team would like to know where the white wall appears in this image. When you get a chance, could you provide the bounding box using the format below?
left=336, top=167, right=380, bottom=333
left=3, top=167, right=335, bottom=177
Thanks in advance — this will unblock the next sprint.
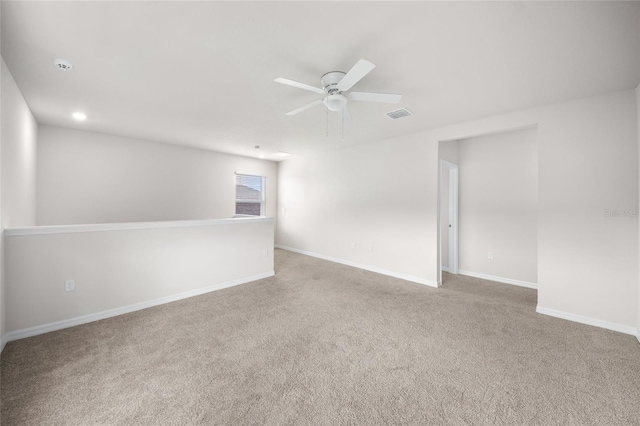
left=5, top=218, right=274, bottom=336
left=1, top=57, right=38, bottom=346
left=37, top=125, right=278, bottom=225
left=637, top=83, right=640, bottom=336
left=278, top=89, right=638, bottom=332
left=1, top=60, right=37, bottom=228
left=277, top=135, right=439, bottom=286
left=536, top=92, right=637, bottom=330
left=457, top=128, right=538, bottom=284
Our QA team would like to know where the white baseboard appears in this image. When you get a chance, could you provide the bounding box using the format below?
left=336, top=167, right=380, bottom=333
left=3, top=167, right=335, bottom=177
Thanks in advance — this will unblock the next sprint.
left=0, top=334, right=8, bottom=354
left=457, top=269, right=537, bottom=290
left=441, top=266, right=449, bottom=272
left=536, top=306, right=638, bottom=336
left=275, top=245, right=438, bottom=288
left=636, top=330, right=640, bottom=345
left=3, top=271, right=275, bottom=345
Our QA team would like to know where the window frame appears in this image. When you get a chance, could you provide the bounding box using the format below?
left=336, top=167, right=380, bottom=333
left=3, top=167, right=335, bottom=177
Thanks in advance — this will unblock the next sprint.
left=234, top=174, right=266, bottom=217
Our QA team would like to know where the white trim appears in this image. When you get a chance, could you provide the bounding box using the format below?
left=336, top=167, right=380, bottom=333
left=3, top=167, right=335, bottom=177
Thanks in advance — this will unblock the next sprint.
left=536, top=306, right=638, bottom=336
left=275, top=245, right=438, bottom=288
left=0, top=334, right=8, bottom=354
left=4, top=216, right=274, bottom=237
left=458, top=269, right=538, bottom=289
left=3, top=271, right=275, bottom=343
left=441, top=266, right=449, bottom=272
left=636, top=330, right=640, bottom=345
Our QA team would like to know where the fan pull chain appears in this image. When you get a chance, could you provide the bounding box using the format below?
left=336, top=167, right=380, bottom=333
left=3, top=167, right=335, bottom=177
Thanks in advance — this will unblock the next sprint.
left=326, top=107, right=329, bottom=137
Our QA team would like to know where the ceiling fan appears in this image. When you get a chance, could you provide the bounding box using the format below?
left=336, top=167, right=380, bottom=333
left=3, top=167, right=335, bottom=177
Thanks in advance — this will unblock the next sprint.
left=275, top=59, right=402, bottom=120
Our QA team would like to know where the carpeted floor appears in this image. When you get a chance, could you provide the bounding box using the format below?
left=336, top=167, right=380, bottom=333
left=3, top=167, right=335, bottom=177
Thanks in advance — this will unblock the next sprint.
left=1, top=249, right=639, bottom=425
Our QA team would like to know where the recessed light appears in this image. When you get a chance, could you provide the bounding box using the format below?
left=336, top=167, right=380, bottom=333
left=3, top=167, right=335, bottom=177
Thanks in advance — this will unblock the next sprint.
left=274, top=152, right=291, bottom=157
left=72, top=112, right=87, bottom=121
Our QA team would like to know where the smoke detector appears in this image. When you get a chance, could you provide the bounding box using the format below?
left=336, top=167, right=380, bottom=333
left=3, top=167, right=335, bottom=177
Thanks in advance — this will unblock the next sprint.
left=385, top=108, right=413, bottom=120
left=54, top=58, right=73, bottom=71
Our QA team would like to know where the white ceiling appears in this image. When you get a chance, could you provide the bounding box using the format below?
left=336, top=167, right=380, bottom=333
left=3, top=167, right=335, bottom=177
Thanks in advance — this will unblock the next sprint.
left=2, top=1, right=639, bottom=160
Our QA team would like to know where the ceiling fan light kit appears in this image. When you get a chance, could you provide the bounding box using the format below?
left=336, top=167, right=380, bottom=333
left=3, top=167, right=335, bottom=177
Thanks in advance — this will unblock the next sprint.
left=275, top=59, right=402, bottom=119
left=324, top=94, right=347, bottom=112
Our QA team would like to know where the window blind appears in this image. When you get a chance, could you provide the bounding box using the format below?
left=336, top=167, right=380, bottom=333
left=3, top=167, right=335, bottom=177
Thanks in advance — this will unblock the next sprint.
left=235, top=174, right=265, bottom=216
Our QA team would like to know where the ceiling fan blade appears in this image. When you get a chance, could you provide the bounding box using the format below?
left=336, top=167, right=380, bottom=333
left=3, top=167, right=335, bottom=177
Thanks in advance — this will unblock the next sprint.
left=336, top=59, right=376, bottom=92
left=341, top=105, right=352, bottom=122
left=349, top=92, right=402, bottom=103
left=275, top=78, right=325, bottom=94
left=285, top=99, right=324, bottom=116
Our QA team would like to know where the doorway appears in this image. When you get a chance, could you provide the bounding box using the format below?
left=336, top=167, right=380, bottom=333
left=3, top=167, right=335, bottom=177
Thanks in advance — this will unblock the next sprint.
left=440, top=160, right=459, bottom=284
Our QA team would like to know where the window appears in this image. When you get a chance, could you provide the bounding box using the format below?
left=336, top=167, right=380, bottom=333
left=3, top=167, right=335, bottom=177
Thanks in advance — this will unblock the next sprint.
left=235, top=174, right=265, bottom=216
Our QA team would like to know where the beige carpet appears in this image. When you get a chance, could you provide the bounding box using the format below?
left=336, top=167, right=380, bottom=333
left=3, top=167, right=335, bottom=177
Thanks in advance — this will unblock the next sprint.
left=2, top=249, right=639, bottom=425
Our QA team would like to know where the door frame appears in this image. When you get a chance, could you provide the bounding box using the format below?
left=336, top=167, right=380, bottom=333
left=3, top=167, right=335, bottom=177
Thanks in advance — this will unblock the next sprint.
left=440, top=160, right=459, bottom=280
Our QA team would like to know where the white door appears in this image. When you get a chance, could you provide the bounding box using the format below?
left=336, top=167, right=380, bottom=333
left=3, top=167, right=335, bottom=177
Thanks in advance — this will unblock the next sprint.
left=440, top=160, right=459, bottom=279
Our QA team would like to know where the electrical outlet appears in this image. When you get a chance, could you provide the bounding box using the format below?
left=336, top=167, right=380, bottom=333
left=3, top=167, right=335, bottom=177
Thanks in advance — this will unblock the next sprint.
left=487, top=251, right=493, bottom=260
left=263, top=249, right=268, bottom=257
left=368, top=244, right=374, bottom=252
left=284, top=232, right=288, bottom=237
left=351, top=242, right=356, bottom=249
left=65, top=279, right=75, bottom=292
left=282, top=207, right=287, bottom=213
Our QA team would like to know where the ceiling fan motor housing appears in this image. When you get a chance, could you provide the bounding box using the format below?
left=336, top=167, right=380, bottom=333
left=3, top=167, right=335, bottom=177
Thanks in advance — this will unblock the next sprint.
left=321, top=71, right=346, bottom=94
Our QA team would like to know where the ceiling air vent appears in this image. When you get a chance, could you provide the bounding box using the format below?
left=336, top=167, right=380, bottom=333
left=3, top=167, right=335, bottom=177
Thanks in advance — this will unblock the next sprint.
left=385, top=108, right=413, bottom=120
left=54, top=58, right=74, bottom=71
